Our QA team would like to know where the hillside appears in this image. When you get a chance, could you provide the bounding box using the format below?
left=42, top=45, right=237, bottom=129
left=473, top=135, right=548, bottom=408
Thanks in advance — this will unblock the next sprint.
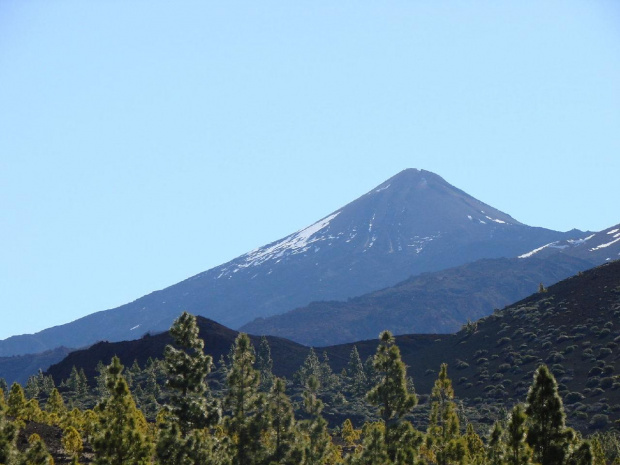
left=393, top=259, right=620, bottom=431
left=241, top=254, right=592, bottom=345
left=44, top=260, right=620, bottom=432
left=0, top=169, right=584, bottom=357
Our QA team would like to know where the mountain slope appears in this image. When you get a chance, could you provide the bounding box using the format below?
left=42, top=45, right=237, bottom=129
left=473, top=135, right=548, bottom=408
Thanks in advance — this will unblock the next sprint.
left=241, top=254, right=593, bottom=345
left=0, top=169, right=585, bottom=357
left=45, top=260, right=620, bottom=432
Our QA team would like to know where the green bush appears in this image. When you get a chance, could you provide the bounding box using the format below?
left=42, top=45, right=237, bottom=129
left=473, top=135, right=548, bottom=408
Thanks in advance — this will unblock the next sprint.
left=564, top=392, right=584, bottom=404
left=590, top=414, right=609, bottom=429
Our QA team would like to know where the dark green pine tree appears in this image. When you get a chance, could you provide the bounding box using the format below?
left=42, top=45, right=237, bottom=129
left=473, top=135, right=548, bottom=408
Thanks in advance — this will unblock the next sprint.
left=295, top=347, right=322, bottom=388
left=161, top=311, right=219, bottom=434
left=346, top=345, right=367, bottom=397
left=24, top=374, right=40, bottom=400
left=157, top=311, right=221, bottom=465
left=487, top=422, right=506, bottom=465
left=267, top=377, right=303, bottom=464
left=95, top=361, right=110, bottom=399
left=301, top=375, right=332, bottom=465
left=567, top=441, right=594, bottom=465
left=256, top=336, right=275, bottom=393
left=224, top=333, right=270, bottom=465
left=92, top=356, right=151, bottom=465
left=505, top=404, right=533, bottom=465
left=525, top=364, right=574, bottom=465
left=0, top=411, right=18, bottom=464
left=426, top=364, right=467, bottom=465
left=366, top=330, right=417, bottom=462
left=348, top=422, right=390, bottom=465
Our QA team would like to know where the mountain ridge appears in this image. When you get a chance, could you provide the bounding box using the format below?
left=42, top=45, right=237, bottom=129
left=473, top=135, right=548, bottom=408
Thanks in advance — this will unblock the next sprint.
left=0, top=169, right=587, bottom=357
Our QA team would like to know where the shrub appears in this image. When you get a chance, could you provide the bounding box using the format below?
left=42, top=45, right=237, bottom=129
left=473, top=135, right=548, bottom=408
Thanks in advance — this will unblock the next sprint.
left=542, top=341, right=553, bottom=349
left=600, top=377, right=614, bottom=389
left=597, top=348, right=613, bottom=359
left=598, top=328, right=611, bottom=338
left=497, top=337, right=511, bottom=347
left=588, top=367, right=604, bottom=378
left=546, top=352, right=564, bottom=363
left=564, top=392, right=584, bottom=404
left=455, top=359, right=469, bottom=370
left=586, top=377, right=600, bottom=388
left=590, top=414, right=609, bottom=429
left=550, top=364, right=565, bottom=376
left=497, top=363, right=511, bottom=373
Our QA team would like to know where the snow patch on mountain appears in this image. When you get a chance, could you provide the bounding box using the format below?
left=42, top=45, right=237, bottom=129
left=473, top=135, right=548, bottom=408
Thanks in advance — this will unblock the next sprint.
left=519, top=242, right=560, bottom=258
left=567, top=234, right=595, bottom=245
left=218, top=212, right=341, bottom=277
left=591, top=237, right=620, bottom=251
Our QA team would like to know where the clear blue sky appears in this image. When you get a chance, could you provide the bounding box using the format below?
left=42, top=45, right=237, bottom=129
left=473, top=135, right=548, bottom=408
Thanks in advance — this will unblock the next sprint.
left=1, top=1, right=619, bottom=340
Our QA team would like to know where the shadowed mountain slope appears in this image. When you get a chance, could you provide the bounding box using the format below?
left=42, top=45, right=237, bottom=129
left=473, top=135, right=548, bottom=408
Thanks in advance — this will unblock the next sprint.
left=241, top=254, right=593, bottom=345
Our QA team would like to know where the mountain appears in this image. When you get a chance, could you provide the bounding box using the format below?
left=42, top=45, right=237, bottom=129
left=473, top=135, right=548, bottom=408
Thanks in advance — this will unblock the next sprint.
left=240, top=254, right=593, bottom=345
left=0, top=169, right=585, bottom=357
left=517, top=223, right=620, bottom=263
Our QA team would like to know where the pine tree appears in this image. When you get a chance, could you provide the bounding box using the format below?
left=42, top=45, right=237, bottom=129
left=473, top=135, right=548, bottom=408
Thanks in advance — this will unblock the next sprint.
left=319, top=351, right=338, bottom=391
left=92, top=356, right=151, bottom=465
left=295, top=348, right=322, bottom=388
left=63, top=426, right=84, bottom=461
left=7, top=383, right=28, bottom=421
left=224, top=333, right=270, bottom=465
left=157, top=311, right=220, bottom=465
left=341, top=419, right=361, bottom=448
left=0, top=411, right=18, bottom=464
left=426, top=364, right=467, bottom=465
left=568, top=441, right=594, bottom=465
left=464, top=424, right=485, bottom=465
left=487, top=422, right=506, bottom=465
left=161, top=311, right=219, bottom=434
left=348, top=422, right=390, bottom=465
left=346, top=346, right=367, bottom=397
left=0, top=379, right=7, bottom=395
left=24, top=375, right=40, bottom=400
left=45, top=387, right=67, bottom=425
left=301, top=375, right=332, bottom=465
left=18, top=433, right=53, bottom=465
left=367, top=330, right=417, bottom=461
left=256, top=336, right=275, bottom=393
left=505, top=404, right=533, bottom=465
left=525, top=364, right=573, bottom=465
left=95, top=361, right=110, bottom=399
left=267, top=377, right=302, bottom=464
